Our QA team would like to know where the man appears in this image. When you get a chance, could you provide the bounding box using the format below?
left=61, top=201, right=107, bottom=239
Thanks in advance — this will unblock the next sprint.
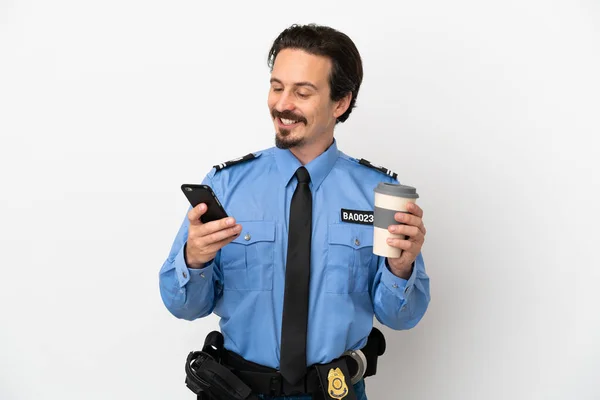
left=159, top=24, right=430, bottom=400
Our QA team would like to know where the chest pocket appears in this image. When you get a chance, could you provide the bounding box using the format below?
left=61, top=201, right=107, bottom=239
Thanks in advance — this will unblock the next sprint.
left=220, top=221, right=275, bottom=291
left=326, top=224, right=375, bottom=294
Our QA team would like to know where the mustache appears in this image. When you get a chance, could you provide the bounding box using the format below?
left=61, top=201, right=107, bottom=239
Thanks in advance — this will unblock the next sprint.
left=271, top=109, right=307, bottom=124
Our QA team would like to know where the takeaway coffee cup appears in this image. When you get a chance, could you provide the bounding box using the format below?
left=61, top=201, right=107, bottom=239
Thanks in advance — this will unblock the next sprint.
left=373, top=182, right=419, bottom=258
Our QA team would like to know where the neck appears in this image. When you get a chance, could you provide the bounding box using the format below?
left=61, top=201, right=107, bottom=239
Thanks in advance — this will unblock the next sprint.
left=289, top=135, right=334, bottom=165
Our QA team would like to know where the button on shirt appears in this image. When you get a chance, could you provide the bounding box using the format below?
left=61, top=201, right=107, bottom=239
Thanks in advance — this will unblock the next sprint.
left=159, top=140, right=430, bottom=369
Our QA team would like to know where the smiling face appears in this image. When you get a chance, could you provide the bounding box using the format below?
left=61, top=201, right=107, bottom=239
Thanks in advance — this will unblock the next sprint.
left=268, top=48, right=350, bottom=151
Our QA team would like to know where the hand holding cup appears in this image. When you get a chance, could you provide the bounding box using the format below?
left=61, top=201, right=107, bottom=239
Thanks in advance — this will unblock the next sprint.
left=372, top=183, right=426, bottom=279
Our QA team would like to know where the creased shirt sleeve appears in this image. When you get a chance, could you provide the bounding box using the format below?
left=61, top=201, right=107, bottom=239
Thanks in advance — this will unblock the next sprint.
left=372, top=252, right=430, bottom=330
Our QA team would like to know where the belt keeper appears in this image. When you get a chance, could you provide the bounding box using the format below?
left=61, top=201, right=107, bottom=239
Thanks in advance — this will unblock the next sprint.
left=269, top=375, right=282, bottom=396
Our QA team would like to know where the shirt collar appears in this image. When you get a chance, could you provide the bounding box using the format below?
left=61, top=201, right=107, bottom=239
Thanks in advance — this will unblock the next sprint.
left=274, top=139, right=340, bottom=191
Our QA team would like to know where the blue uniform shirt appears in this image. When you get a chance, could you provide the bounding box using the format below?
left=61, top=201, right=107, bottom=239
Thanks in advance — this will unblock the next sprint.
left=159, top=140, right=430, bottom=369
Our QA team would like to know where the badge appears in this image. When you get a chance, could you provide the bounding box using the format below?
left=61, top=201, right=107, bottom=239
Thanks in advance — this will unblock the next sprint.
left=327, top=367, right=349, bottom=399
left=341, top=209, right=374, bottom=225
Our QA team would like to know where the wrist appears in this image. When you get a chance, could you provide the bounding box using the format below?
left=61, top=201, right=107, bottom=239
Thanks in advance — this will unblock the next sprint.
left=386, top=258, right=413, bottom=280
left=184, top=243, right=208, bottom=269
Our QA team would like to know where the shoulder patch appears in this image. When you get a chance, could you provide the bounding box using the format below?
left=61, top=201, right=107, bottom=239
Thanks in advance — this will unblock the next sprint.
left=358, top=158, right=398, bottom=180
left=213, top=153, right=260, bottom=172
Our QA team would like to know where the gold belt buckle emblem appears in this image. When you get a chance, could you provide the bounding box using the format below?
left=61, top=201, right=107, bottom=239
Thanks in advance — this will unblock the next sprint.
left=327, top=367, right=349, bottom=399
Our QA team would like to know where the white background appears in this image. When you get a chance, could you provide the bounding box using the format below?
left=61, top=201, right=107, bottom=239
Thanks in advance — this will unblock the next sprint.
left=1, top=1, right=599, bottom=399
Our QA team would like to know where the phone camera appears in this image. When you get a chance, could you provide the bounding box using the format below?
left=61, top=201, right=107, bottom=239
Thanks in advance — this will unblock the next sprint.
left=184, top=187, right=193, bottom=192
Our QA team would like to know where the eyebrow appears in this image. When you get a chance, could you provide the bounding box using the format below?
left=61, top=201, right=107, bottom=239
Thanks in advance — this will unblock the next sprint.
left=270, top=78, right=318, bottom=91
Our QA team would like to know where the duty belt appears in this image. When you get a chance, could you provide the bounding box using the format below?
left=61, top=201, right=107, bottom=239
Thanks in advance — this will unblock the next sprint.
left=184, top=329, right=386, bottom=400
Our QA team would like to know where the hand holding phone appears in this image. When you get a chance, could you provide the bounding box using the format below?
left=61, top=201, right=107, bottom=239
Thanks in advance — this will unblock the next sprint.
left=181, top=184, right=241, bottom=268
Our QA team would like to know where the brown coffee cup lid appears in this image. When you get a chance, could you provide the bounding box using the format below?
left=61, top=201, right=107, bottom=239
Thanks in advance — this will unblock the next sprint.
left=374, top=182, right=419, bottom=198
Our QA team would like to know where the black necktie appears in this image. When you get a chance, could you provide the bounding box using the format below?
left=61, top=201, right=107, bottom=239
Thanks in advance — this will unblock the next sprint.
left=280, top=166, right=312, bottom=386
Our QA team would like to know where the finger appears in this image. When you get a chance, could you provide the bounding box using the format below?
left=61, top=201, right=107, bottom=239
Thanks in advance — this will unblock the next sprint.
left=394, top=212, right=422, bottom=228
left=385, top=238, right=414, bottom=252
left=406, top=202, right=424, bottom=218
left=388, top=224, right=421, bottom=239
left=188, top=203, right=207, bottom=225
left=202, top=224, right=242, bottom=246
left=387, top=239, right=421, bottom=263
left=203, top=231, right=241, bottom=253
left=199, top=216, right=237, bottom=236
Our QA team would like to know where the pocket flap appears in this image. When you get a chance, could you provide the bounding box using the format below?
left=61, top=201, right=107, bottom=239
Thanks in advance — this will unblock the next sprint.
left=232, top=221, right=276, bottom=245
left=328, top=224, right=374, bottom=249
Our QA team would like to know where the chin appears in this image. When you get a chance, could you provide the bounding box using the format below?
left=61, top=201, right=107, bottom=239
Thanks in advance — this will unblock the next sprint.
left=275, top=131, right=304, bottom=149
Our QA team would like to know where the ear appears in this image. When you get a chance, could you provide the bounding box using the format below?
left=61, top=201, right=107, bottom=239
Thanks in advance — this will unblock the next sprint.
left=332, top=92, right=352, bottom=119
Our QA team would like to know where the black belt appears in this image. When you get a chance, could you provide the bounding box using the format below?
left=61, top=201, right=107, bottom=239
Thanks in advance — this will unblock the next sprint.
left=185, top=329, right=386, bottom=400
left=223, top=349, right=326, bottom=397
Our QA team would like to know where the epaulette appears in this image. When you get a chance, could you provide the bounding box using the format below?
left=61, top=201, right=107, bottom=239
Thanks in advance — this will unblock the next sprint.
left=213, top=152, right=261, bottom=172
left=358, top=158, right=398, bottom=180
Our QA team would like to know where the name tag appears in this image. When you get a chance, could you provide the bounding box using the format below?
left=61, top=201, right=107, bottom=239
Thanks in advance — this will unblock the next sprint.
left=341, top=209, right=374, bottom=225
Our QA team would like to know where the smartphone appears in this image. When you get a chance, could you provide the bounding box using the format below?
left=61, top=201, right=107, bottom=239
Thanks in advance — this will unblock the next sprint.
left=181, top=184, right=229, bottom=224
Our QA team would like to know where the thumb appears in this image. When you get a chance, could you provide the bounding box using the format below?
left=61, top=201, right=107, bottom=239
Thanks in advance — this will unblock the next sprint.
left=188, top=203, right=207, bottom=225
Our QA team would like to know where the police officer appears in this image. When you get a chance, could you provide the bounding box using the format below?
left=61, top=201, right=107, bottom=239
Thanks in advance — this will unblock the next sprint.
left=159, top=24, right=430, bottom=400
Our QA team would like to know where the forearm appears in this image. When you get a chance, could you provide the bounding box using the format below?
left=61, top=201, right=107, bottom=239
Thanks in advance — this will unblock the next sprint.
left=372, top=252, right=430, bottom=330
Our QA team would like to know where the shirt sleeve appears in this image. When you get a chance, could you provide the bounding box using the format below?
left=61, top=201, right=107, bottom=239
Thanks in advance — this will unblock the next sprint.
left=371, top=252, right=430, bottom=330
left=158, top=176, right=223, bottom=321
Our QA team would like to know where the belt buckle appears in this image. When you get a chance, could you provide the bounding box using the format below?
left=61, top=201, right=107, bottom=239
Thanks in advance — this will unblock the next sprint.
left=341, top=349, right=367, bottom=385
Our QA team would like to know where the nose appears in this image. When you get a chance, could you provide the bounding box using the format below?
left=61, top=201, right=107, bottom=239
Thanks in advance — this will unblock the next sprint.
left=275, top=91, right=295, bottom=112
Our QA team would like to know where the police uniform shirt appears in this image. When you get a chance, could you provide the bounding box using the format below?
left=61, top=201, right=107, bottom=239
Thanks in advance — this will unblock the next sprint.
left=159, top=139, right=430, bottom=369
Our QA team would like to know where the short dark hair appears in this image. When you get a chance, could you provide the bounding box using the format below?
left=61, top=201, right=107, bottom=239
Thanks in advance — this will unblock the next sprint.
left=267, top=24, right=363, bottom=123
